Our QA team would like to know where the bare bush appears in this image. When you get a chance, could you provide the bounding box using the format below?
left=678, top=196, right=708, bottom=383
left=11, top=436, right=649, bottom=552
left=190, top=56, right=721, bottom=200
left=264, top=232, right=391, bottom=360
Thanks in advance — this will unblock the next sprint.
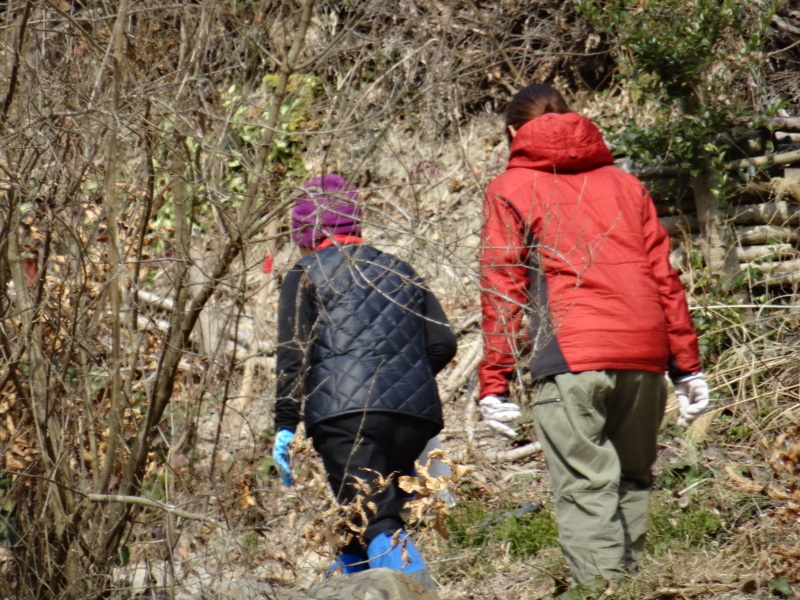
left=0, top=1, right=326, bottom=597
left=0, top=1, right=587, bottom=597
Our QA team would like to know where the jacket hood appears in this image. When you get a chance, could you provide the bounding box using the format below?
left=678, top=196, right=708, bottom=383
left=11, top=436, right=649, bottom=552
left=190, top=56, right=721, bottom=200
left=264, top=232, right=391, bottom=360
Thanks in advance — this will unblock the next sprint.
left=508, top=112, right=614, bottom=172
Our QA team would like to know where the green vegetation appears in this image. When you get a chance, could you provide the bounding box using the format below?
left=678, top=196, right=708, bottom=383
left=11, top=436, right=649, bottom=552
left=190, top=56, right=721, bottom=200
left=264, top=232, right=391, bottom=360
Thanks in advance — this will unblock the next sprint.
left=648, top=497, right=724, bottom=553
left=149, top=73, right=319, bottom=241
left=447, top=498, right=560, bottom=561
left=577, top=0, right=780, bottom=170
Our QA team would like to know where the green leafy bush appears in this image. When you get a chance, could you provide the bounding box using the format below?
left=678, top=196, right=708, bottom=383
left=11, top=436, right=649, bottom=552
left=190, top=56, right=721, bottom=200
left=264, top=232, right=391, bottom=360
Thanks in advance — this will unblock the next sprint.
left=149, top=73, right=319, bottom=240
left=577, top=0, right=779, bottom=170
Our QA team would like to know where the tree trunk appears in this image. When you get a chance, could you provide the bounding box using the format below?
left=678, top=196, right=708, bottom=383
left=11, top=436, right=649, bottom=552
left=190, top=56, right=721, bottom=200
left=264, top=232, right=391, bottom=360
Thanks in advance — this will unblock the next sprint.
left=690, top=172, right=740, bottom=286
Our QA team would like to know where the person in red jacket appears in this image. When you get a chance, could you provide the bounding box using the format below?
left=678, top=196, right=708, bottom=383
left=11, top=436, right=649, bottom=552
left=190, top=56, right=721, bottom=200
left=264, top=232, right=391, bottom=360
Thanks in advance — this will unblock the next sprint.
left=478, top=84, right=711, bottom=586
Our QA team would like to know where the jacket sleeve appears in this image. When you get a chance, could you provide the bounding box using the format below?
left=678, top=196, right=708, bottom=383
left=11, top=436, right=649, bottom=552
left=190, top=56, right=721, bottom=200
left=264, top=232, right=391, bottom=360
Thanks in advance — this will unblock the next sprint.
left=640, top=185, right=702, bottom=380
left=423, top=289, right=458, bottom=375
left=274, top=264, right=317, bottom=433
left=478, top=190, right=531, bottom=398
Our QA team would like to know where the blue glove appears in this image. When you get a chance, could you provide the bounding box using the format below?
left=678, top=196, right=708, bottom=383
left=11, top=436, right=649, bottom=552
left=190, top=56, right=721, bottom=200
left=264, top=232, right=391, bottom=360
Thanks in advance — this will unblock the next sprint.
left=273, top=429, right=295, bottom=486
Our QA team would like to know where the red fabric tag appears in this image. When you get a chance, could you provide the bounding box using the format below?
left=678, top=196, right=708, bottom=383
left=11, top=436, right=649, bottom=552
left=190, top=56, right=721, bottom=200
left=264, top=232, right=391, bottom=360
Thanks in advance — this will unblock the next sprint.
left=262, top=254, right=273, bottom=274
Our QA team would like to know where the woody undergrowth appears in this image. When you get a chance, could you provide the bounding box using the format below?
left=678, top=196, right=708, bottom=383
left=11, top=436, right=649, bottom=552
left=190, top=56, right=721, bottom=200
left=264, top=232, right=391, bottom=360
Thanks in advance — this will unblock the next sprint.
left=235, top=276, right=798, bottom=600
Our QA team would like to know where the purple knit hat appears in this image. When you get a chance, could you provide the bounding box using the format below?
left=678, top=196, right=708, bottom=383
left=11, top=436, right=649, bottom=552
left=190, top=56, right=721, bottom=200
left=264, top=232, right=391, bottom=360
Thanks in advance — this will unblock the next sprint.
left=291, top=174, right=361, bottom=248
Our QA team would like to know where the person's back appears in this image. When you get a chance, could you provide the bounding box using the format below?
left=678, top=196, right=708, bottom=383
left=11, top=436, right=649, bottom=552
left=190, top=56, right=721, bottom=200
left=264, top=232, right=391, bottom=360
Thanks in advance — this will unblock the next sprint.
left=484, top=111, right=695, bottom=380
left=298, top=242, right=443, bottom=430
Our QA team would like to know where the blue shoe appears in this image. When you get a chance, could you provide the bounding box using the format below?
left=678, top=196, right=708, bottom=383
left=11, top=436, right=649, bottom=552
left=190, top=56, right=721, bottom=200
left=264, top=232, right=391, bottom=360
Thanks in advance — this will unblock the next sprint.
left=367, top=531, right=424, bottom=573
left=367, top=531, right=436, bottom=590
left=327, top=552, right=367, bottom=576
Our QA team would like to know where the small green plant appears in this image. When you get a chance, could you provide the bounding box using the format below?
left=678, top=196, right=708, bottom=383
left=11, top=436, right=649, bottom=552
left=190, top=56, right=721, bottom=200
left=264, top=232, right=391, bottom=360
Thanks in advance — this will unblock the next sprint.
left=647, top=492, right=723, bottom=553
left=447, top=499, right=559, bottom=558
left=447, top=500, right=492, bottom=549
left=657, top=460, right=714, bottom=491
left=496, top=508, right=559, bottom=559
left=240, top=531, right=262, bottom=551
left=769, top=576, right=794, bottom=597
left=724, top=422, right=755, bottom=444
left=556, top=578, right=609, bottom=600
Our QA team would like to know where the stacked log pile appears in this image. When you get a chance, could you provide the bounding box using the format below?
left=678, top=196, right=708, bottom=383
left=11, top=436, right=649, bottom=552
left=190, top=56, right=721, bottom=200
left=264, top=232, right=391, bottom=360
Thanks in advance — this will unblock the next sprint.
left=634, top=117, right=800, bottom=288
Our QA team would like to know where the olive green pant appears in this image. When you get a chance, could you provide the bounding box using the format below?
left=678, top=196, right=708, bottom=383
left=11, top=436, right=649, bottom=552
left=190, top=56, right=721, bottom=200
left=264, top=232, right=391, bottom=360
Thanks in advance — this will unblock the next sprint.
left=531, top=370, right=667, bottom=585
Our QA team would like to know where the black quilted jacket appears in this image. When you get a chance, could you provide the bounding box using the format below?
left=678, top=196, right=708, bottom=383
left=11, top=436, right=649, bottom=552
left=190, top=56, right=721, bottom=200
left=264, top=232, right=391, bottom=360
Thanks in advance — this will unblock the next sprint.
left=274, top=243, right=456, bottom=432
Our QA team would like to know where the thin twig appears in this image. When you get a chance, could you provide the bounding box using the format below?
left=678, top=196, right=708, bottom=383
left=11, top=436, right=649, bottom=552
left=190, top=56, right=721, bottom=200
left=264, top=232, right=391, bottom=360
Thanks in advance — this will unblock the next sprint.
left=0, top=0, right=32, bottom=126
left=87, top=494, right=221, bottom=527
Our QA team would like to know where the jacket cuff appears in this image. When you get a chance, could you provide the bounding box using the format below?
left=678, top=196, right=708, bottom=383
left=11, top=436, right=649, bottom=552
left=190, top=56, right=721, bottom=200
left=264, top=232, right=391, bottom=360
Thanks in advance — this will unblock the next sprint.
left=674, top=371, right=704, bottom=383
left=667, top=356, right=702, bottom=383
left=274, top=397, right=300, bottom=433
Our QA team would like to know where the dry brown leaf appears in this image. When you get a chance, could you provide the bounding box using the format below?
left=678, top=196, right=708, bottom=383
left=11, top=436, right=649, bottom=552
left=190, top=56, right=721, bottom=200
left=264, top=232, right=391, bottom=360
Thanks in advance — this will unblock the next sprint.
left=723, top=464, right=764, bottom=493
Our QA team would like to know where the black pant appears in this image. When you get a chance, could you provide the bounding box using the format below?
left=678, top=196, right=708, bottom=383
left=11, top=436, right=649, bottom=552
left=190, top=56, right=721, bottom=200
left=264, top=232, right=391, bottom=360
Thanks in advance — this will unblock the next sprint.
left=309, top=412, right=439, bottom=555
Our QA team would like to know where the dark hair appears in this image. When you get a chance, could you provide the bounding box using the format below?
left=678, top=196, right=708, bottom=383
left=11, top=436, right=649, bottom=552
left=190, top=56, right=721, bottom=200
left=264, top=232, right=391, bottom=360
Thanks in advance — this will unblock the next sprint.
left=505, top=84, right=570, bottom=141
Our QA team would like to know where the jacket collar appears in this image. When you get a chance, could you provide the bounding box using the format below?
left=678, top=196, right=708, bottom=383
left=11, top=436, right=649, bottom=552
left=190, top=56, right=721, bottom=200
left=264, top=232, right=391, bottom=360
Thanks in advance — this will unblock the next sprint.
left=315, top=235, right=364, bottom=251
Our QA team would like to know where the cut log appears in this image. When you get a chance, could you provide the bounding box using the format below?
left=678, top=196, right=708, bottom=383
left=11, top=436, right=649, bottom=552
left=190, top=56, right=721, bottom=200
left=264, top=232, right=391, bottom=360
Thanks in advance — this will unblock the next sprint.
left=741, top=258, right=800, bottom=282
left=742, top=258, right=800, bottom=275
left=134, top=289, right=255, bottom=347
left=135, top=289, right=176, bottom=312
left=729, top=201, right=800, bottom=226
left=442, top=340, right=482, bottom=403
left=728, top=181, right=774, bottom=204
left=670, top=226, right=800, bottom=268
left=724, top=179, right=800, bottom=205
left=660, top=214, right=699, bottom=235
left=736, top=244, right=798, bottom=262
left=669, top=243, right=800, bottom=273
left=765, top=116, right=800, bottom=132
left=483, top=442, right=542, bottom=462
left=776, top=132, right=800, bottom=144
left=134, top=313, right=249, bottom=356
left=725, top=129, right=770, bottom=157
left=736, top=224, right=800, bottom=245
left=725, top=148, right=800, bottom=171
left=454, top=312, right=481, bottom=335
left=773, top=174, right=800, bottom=202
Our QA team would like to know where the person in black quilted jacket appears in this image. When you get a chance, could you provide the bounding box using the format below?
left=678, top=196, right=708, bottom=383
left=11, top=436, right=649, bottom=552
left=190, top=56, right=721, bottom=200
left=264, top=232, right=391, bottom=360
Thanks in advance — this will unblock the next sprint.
left=272, top=174, right=457, bottom=586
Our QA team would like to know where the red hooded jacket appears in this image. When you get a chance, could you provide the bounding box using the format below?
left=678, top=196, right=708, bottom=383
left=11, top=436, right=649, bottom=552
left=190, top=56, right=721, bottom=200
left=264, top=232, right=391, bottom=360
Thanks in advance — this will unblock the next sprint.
left=479, top=112, right=701, bottom=397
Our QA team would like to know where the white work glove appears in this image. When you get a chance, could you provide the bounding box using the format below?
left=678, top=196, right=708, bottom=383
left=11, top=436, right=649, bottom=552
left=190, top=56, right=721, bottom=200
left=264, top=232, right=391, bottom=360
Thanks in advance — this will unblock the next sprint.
left=674, top=373, right=711, bottom=427
left=479, top=395, right=522, bottom=438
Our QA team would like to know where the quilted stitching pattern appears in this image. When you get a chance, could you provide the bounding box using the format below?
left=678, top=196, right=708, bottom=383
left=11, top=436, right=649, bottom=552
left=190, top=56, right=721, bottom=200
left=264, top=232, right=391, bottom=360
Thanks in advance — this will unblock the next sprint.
left=300, top=245, right=442, bottom=429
